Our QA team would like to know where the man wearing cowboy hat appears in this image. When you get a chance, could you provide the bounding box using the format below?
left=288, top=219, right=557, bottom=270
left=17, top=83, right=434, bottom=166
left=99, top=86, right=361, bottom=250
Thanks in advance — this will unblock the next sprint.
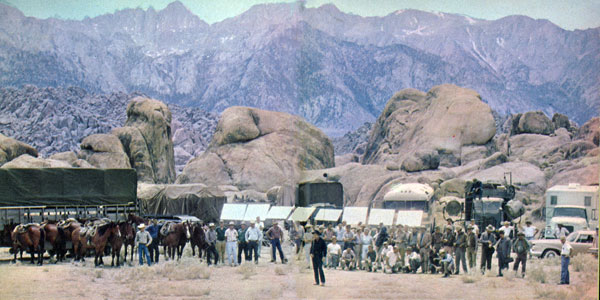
left=512, top=232, right=530, bottom=278
left=135, top=223, right=152, bottom=266
left=205, top=223, right=219, bottom=266
left=466, top=226, right=478, bottom=270
left=225, top=221, right=238, bottom=266
left=478, top=224, right=496, bottom=274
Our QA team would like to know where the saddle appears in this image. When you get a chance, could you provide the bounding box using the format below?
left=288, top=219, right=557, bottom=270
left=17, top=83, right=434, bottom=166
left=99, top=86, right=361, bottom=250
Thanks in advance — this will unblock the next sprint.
left=160, top=221, right=175, bottom=236
left=13, top=223, right=40, bottom=234
left=58, top=218, right=78, bottom=230
left=80, top=218, right=111, bottom=245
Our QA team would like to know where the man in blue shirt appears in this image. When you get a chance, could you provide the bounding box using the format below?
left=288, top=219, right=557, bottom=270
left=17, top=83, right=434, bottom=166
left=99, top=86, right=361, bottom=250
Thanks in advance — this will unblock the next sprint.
left=146, top=219, right=160, bottom=263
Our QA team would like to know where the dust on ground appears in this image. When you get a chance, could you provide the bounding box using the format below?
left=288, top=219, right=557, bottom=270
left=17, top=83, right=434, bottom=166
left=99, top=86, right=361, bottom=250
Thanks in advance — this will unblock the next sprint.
left=0, top=245, right=597, bottom=300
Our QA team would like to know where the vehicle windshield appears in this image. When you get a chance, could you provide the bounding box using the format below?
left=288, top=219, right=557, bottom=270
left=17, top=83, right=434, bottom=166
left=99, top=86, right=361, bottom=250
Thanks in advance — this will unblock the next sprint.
left=383, top=200, right=428, bottom=211
left=567, top=232, right=578, bottom=243
left=553, top=207, right=587, bottom=219
left=474, top=200, right=502, bottom=214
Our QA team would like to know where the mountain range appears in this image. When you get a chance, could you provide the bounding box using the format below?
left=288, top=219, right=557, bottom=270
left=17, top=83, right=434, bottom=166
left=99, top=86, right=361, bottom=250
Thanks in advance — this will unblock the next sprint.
left=0, top=1, right=598, bottom=135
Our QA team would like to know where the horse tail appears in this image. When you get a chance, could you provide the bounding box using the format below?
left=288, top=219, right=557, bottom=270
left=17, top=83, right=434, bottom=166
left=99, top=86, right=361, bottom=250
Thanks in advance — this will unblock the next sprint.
left=39, top=227, right=46, bottom=250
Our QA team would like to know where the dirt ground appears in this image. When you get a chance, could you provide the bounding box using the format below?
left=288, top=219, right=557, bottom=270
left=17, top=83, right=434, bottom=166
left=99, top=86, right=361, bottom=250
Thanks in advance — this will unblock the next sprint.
left=0, top=244, right=597, bottom=300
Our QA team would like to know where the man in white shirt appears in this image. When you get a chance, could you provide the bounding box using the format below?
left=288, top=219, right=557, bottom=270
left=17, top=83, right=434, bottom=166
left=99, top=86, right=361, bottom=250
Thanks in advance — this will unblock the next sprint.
left=386, top=246, right=402, bottom=273
left=407, top=247, right=421, bottom=274
left=225, top=222, right=238, bottom=266
left=245, top=221, right=262, bottom=264
left=522, top=221, right=538, bottom=241
left=327, top=237, right=342, bottom=269
left=256, top=217, right=264, bottom=257
left=499, top=221, right=514, bottom=239
left=341, top=247, right=356, bottom=270
left=555, top=224, right=570, bottom=239
left=559, top=236, right=572, bottom=285
left=469, top=219, right=480, bottom=236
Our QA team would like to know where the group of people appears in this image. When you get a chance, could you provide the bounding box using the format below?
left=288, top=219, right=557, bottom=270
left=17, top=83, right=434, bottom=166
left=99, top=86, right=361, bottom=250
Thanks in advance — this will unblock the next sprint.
left=289, top=219, right=544, bottom=281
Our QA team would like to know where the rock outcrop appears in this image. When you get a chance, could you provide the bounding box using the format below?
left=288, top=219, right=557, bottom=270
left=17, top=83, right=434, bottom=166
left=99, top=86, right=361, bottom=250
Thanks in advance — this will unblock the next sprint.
left=1, top=154, right=72, bottom=168
left=78, top=134, right=131, bottom=169
left=0, top=133, right=38, bottom=166
left=577, top=117, right=600, bottom=146
left=177, top=106, right=334, bottom=192
left=362, top=85, right=496, bottom=169
left=511, top=111, right=555, bottom=135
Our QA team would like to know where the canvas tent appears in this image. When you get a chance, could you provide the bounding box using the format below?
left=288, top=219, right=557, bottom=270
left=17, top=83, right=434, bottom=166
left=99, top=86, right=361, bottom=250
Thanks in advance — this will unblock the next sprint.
left=266, top=206, right=294, bottom=220
left=314, top=208, right=343, bottom=222
left=342, top=207, right=368, bottom=225
left=139, top=183, right=226, bottom=222
left=0, top=168, right=137, bottom=206
left=396, top=210, right=423, bottom=226
left=220, top=203, right=248, bottom=221
left=288, top=207, right=316, bottom=222
left=367, top=208, right=395, bottom=226
left=243, top=204, right=270, bottom=221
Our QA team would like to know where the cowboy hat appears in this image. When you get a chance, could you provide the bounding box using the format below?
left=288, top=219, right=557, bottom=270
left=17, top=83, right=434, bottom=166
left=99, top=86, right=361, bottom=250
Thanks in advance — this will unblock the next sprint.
left=209, top=222, right=215, bottom=227
left=486, top=225, right=494, bottom=231
left=517, top=232, right=525, bottom=237
left=228, top=221, right=235, bottom=226
left=138, top=224, right=146, bottom=229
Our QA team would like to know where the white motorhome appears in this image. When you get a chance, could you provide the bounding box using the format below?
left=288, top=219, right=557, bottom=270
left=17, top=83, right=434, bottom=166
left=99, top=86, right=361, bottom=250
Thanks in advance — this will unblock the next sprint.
left=545, top=184, right=599, bottom=237
left=382, top=183, right=434, bottom=212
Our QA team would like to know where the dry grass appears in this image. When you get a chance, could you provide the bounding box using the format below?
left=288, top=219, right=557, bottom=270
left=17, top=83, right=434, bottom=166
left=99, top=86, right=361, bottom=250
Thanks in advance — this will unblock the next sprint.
left=237, top=262, right=257, bottom=280
left=274, top=265, right=287, bottom=276
left=571, top=254, right=596, bottom=273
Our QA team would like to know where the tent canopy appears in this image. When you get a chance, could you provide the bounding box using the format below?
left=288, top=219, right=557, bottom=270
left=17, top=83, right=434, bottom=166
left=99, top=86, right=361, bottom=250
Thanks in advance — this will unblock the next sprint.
left=220, top=203, right=248, bottom=221
left=243, top=204, right=270, bottom=221
left=367, top=208, right=395, bottom=226
left=396, top=210, right=423, bottom=227
left=342, top=207, right=368, bottom=225
left=314, top=208, right=343, bottom=222
left=288, top=207, right=316, bottom=222
left=0, top=168, right=137, bottom=206
left=266, top=206, right=294, bottom=220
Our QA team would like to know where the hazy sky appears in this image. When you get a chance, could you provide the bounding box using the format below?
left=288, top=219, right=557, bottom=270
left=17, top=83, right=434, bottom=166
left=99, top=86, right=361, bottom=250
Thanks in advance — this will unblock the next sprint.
left=3, top=0, right=599, bottom=30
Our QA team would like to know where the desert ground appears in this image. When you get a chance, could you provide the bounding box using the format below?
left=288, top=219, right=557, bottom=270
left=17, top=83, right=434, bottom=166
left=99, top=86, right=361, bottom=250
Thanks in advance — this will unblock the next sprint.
left=0, top=243, right=597, bottom=300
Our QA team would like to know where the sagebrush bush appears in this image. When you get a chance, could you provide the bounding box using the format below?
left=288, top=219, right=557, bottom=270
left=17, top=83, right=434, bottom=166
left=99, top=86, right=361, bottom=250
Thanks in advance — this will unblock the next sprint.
left=237, top=263, right=257, bottom=280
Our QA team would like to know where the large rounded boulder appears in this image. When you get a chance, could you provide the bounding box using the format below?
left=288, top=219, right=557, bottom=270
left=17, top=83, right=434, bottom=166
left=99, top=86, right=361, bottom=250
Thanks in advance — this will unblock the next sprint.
left=362, top=84, right=496, bottom=169
left=516, top=111, right=554, bottom=135
left=78, top=134, right=131, bottom=168
left=177, top=106, right=334, bottom=192
left=0, top=133, right=38, bottom=166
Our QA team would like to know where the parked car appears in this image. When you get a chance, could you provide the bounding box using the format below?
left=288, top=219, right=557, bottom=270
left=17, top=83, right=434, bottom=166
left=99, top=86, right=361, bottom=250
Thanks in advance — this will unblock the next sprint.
left=530, top=230, right=596, bottom=259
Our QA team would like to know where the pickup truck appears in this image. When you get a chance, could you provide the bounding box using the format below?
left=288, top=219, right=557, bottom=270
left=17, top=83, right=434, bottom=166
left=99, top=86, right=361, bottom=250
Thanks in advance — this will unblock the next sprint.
left=530, top=230, right=596, bottom=259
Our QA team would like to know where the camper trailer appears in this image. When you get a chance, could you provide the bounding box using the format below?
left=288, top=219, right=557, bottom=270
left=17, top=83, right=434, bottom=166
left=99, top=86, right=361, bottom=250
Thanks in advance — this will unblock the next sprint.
left=544, top=184, right=599, bottom=237
left=382, top=183, right=433, bottom=211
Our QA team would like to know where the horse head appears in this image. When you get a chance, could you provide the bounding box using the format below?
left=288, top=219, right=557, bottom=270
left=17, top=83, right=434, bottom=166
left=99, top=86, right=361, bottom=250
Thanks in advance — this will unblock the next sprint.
left=184, top=221, right=191, bottom=240
left=113, top=223, right=121, bottom=238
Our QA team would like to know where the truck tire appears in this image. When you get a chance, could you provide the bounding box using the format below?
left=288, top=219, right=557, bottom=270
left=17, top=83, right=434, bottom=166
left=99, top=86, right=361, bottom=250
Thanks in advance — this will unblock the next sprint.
left=542, top=249, right=559, bottom=259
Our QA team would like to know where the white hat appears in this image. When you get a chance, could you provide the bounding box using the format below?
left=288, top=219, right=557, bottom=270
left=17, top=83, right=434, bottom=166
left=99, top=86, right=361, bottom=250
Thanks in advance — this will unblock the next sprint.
left=209, top=222, right=215, bottom=227
left=138, top=224, right=146, bottom=229
left=229, top=221, right=235, bottom=226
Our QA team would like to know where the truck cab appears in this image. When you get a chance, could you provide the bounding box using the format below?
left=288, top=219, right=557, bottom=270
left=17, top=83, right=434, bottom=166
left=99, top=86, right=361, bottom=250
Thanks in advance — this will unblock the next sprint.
left=544, top=205, right=589, bottom=238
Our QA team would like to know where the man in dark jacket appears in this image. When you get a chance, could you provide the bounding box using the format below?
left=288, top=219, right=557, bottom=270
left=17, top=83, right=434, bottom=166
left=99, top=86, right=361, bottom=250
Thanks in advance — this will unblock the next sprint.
left=310, top=230, right=327, bottom=286
left=466, top=226, right=478, bottom=270
left=495, top=230, right=512, bottom=277
left=479, top=225, right=496, bottom=274
left=512, top=232, right=530, bottom=278
left=432, top=226, right=443, bottom=252
left=442, top=226, right=455, bottom=255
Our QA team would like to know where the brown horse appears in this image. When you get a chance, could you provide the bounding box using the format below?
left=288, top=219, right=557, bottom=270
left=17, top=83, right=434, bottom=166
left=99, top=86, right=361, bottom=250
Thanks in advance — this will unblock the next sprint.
left=163, top=222, right=191, bottom=261
left=127, top=213, right=147, bottom=226
left=41, top=221, right=66, bottom=262
left=118, top=221, right=135, bottom=262
left=57, top=219, right=81, bottom=257
left=109, top=226, right=123, bottom=267
left=11, top=224, right=45, bottom=265
left=73, top=222, right=121, bottom=266
left=190, top=222, right=208, bottom=260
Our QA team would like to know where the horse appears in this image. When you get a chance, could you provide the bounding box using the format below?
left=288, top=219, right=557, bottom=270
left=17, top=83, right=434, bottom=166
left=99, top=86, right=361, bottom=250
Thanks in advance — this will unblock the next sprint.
left=72, top=222, right=121, bottom=266
left=41, top=221, right=66, bottom=262
left=57, top=218, right=81, bottom=257
left=163, top=221, right=191, bottom=261
left=11, top=224, right=45, bottom=265
left=109, top=225, right=123, bottom=267
left=118, top=221, right=135, bottom=263
left=127, top=213, right=147, bottom=226
left=190, top=222, right=208, bottom=260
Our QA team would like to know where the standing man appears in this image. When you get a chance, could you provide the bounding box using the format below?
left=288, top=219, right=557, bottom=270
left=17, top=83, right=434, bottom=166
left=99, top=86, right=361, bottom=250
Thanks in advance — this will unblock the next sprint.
left=499, top=221, right=514, bottom=240
left=146, top=219, right=160, bottom=264
left=256, top=217, right=265, bottom=257
left=375, top=226, right=388, bottom=266
left=418, top=226, right=432, bottom=274
left=442, top=226, right=455, bottom=255
left=495, top=230, right=512, bottom=277
left=454, top=226, right=468, bottom=274
left=559, top=236, right=572, bottom=285
left=513, top=232, right=530, bottom=278
left=225, top=222, right=238, bottom=266
left=522, top=221, right=538, bottom=241
left=469, top=219, right=480, bottom=236
left=303, top=224, right=314, bottom=268
left=237, top=222, right=249, bottom=264
left=353, top=228, right=363, bottom=269
left=555, top=224, right=570, bottom=239
left=466, top=226, right=478, bottom=270
left=245, top=221, right=261, bottom=264
left=291, top=221, right=304, bottom=258
left=479, top=225, right=496, bottom=274
left=361, top=227, right=374, bottom=269
left=135, top=224, right=152, bottom=266
left=335, top=223, right=346, bottom=248
left=343, top=225, right=355, bottom=251
left=215, top=221, right=227, bottom=264
left=310, top=230, right=327, bottom=286
left=266, top=221, right=286, bottom=264
left=205, top=223, right=219, bottom=266
left=432, top=226, right=443, bottom=253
